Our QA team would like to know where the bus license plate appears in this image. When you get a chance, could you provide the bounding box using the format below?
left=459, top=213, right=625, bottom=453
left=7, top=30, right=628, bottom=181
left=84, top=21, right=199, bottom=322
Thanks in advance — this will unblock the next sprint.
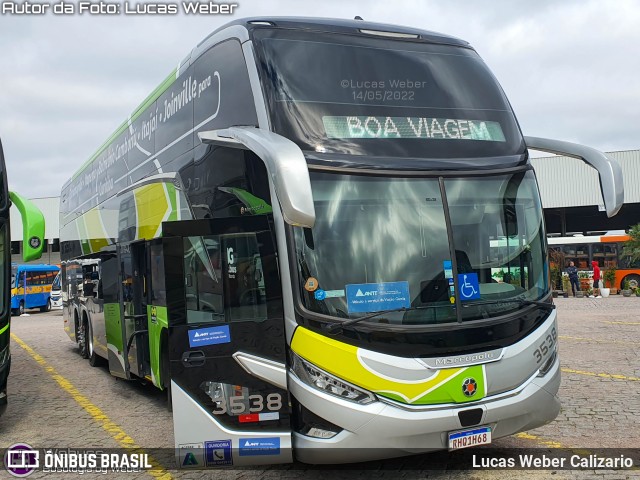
left=448, top=426, right=491, bottom=450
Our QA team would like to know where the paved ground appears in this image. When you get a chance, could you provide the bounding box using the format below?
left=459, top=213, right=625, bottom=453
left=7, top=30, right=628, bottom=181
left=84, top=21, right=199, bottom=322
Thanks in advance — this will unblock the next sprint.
left=0, top=297, right=638, bottom=479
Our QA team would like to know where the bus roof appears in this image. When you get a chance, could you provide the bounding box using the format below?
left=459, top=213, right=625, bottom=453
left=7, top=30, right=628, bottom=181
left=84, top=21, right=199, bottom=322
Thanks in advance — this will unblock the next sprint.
left=63, top=17, right=470, bottom=187
left=11, top=264, right=60, bottom=272
left=226, top=17, right=469, bottom=47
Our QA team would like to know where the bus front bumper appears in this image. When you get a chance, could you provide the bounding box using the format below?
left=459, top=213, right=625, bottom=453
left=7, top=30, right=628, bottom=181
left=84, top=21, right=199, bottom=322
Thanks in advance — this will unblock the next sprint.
left=290, top=356, right=561, bottom=464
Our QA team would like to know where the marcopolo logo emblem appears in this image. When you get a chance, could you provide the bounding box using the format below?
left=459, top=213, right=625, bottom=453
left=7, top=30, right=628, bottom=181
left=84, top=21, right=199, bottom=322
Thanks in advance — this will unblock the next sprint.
left=462, top=378, right=478, bottom=397
left=4, top=443, right=39, bottom=478
left=28, top=237, right=40, bottom=249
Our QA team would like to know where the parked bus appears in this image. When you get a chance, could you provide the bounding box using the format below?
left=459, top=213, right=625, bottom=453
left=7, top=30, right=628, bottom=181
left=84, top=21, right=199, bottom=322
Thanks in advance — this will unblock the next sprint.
left=0, top=138, right=45, bottom=416
left=60, top=18, right=624, bottom=465
left=549, top=233, right=639, bottom=290
left=10, top=264, right=60, bottom=315
left=51, top=272, right=62, bottom=309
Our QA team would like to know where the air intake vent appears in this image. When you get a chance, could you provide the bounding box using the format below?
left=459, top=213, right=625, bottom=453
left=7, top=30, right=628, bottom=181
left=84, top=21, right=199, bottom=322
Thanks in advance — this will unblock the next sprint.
left=458, top=408, right=483, bottom=427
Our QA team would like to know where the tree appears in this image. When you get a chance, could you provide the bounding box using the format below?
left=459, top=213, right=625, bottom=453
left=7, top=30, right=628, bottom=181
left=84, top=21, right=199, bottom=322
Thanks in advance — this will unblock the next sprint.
left=622, top=224, right=640, bottom=263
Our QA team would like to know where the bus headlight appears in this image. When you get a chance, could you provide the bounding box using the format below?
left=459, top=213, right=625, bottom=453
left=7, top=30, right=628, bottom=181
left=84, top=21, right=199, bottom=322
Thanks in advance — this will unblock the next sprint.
left=290, top=352, right=376, bottom=405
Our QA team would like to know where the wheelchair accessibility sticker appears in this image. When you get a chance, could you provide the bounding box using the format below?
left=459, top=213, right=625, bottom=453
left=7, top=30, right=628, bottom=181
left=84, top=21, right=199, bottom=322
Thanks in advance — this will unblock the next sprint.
left=458, top=273, right=480, bottom=300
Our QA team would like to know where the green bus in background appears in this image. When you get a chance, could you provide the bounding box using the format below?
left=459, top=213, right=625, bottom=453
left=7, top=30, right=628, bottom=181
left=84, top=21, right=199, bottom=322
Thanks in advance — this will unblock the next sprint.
left=0, top=138, right=46, bottom=416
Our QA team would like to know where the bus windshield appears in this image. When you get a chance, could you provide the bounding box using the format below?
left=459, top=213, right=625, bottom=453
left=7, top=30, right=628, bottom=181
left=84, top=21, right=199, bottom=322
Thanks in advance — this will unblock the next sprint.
left=293, top=170, right=548, bottom=324
left=254, top=29, right=524, bottom=158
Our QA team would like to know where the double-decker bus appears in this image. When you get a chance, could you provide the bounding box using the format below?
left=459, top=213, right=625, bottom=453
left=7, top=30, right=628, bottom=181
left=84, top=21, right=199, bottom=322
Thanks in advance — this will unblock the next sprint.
left=0, top=138, right=45, bottom=416
left=548, top=233, right=639, bottom=290
left=59, top=18, right=623, bottom=465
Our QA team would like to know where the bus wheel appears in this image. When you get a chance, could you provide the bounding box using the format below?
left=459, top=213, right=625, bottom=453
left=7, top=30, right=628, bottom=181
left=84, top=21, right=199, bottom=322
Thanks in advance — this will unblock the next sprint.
left=40, top=299, right=51, bottom=313
left=78, top=320, right=89, bottom=359
left=18, top=301, right=25, bottom=316
left=87, top=319, right=99, bottom=367
left=622, top=274, right=640, bottom=290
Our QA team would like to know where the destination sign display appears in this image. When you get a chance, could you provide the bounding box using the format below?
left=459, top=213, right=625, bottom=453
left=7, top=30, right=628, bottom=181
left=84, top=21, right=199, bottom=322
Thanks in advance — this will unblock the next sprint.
left=323, top=116, right=506, bottom=142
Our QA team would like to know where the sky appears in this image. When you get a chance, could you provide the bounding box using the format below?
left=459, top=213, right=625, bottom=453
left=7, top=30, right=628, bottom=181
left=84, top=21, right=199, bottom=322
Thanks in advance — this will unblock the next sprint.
left=0, top=0, right=638, bottom=199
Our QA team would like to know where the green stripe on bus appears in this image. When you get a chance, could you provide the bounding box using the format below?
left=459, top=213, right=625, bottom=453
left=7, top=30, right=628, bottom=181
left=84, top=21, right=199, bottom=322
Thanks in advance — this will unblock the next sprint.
left=0, top=324, right=8, bottom=336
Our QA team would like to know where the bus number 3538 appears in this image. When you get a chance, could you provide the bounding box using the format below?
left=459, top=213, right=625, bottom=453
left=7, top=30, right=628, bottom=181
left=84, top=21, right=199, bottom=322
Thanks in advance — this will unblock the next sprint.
left=212, top=393, right=283, bottom=415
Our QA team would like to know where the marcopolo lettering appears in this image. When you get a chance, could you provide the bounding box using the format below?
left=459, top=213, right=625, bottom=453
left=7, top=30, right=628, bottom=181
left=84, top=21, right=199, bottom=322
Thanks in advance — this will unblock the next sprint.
left=434, top=352, right=495, bottom=367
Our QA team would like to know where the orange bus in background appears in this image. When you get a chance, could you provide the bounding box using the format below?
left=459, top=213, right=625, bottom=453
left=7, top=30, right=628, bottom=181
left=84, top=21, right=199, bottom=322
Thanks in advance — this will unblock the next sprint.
left=548, top=233, right=640, bottom=290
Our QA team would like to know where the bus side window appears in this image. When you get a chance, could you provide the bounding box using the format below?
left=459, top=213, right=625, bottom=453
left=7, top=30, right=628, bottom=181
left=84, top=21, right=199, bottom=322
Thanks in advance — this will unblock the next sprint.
left=149, top=243, right=166, bottom=305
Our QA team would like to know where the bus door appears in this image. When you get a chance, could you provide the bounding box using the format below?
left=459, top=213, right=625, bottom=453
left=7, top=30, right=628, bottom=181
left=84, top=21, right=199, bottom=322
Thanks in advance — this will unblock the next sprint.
left=117, top=241, right=151, bottom=380
left=163, top=215, right=292, bottom=468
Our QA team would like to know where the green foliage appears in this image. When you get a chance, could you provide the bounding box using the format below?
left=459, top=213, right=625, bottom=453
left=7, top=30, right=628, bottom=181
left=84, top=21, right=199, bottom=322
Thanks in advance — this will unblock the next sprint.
left=603, top=268, right=616, bottom=288
left=561, top=274, right=570, bottom=292
left=623, top=279, right=630, bottom=291
left=491, top=269, right=505, bottom=279
left=622, top=224, right=640, bottom=263
left=550, top=265, right=561, bottom=289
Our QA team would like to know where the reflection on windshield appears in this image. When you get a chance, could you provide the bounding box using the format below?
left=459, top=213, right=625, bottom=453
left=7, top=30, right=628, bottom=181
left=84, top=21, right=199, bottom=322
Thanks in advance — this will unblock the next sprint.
left=446, top=172, right=548, bottom=321
left=294, top=171, right=547, bottom=326
left=295, top=174, right=456, bottom=324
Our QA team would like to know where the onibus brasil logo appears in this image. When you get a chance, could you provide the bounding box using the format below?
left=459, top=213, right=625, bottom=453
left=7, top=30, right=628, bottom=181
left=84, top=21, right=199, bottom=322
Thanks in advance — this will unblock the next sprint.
left=4, top=443, right=39, bottom=477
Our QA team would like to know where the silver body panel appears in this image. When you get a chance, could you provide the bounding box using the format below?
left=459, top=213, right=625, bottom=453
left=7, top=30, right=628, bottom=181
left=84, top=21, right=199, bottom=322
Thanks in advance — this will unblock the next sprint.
left=171, top=380, right=293, bottom=466
left=289, top=312, right=560, bottom=464
left=292, top=361, right=560, bottom=463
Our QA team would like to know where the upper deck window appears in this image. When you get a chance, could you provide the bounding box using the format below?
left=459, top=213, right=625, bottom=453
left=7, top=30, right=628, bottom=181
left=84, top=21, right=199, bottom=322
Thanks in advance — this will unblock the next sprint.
left=253, top=29, right=525, bottom=158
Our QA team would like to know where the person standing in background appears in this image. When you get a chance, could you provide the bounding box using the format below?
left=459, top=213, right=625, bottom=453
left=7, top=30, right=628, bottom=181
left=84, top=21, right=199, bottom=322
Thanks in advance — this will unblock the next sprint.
left=567, top=261, right=579, bottom=297
left=592, top=260, right=601, bottom=298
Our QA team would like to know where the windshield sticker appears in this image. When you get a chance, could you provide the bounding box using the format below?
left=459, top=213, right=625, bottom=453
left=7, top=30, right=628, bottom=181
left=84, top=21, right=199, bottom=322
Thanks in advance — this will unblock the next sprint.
left=238, top=437, right=281, bottom=456
left=205, top=440, right=233, bottom=467
left=188, top=325, right=231, bottom=348
left=179, top=443, right=204, bottom=468
left=323, top=116, right=506, bottom=142
left=324, top=289, right=345, bottom=298
left=345, top=281, right=410, bottom=313
left=444, top=260, right=453, bottom=279
left=458, top=273, right=481, bottom=301
left=304, top=277, right=319, bottom=292
left=314, top=289, right=326, bottom=301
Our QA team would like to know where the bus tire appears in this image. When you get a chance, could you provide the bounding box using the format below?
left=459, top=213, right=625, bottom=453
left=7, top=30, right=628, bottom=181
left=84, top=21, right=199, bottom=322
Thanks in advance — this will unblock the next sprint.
left=622, top=274, right=640, bottom=290
left=78, top=318, right=89, bottom=359
left=18, top=301, right=24, bottom=316
left=87, top=320, right=100, bottom=367
left=40, top=299, right=52, bottom=313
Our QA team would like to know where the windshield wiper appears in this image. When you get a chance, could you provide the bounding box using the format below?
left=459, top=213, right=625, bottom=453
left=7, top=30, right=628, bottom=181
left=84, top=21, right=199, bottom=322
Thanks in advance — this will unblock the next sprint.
left=322, top=306, right=433, bottom=334
left=463, top=298, right=555, bottom=312
left=321, top=299, right=553, bottom=334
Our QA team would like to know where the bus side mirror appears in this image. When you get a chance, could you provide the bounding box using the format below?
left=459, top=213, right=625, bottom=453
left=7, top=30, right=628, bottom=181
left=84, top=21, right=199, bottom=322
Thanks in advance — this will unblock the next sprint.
left=198, top=127, right=316, bottom=228
left=9, top=191, right=45, bottom=262
left=524, top=136, right=624, bottom=218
